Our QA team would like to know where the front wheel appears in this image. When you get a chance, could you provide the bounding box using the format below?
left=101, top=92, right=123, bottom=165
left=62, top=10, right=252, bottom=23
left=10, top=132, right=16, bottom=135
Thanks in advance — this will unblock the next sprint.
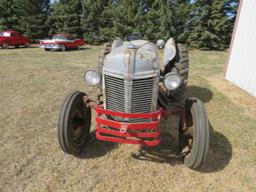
left=25, top=43, right=30, bottom=48
left=61, top=45, right=66, bottom=51
left=179, top=98, right=209, bottom=169
left=58, top=91, right=91, bottom=156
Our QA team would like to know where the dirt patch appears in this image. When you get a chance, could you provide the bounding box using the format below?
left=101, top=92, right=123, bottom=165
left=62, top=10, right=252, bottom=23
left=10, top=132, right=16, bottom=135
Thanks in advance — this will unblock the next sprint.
left=207, top=75, right=256, bottom=119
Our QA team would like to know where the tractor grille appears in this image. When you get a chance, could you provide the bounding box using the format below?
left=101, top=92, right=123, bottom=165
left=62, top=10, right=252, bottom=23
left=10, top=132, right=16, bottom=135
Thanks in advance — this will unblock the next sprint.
left=105, top=75, right=157, bottom=122
left=131, top=78, right=154, bottom=113
left=105, top=75, right=125, bottom=113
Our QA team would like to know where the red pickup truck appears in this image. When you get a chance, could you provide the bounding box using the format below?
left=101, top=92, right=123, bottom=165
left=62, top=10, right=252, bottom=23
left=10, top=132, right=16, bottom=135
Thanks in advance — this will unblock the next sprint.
left=40, top=34, right=85, bottom=51
left=0, top=31, right=31, bottom=48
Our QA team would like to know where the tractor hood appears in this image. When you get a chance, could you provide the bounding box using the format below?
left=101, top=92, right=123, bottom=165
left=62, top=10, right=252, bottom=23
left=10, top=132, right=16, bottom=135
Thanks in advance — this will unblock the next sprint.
left=103, top=40, right=160, bottom=80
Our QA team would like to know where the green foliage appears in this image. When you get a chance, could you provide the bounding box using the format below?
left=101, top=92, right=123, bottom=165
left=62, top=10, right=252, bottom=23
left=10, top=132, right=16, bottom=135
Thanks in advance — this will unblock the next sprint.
left=80, top=0, right=110, bottom=44
left=0, top=0, right=20, bottom=31
left=0, top=0, right=50, bottom=39
left=188, top=0, right=238, bottom=50
left=47, top=0, right=82, bottom=37
left=0, top=0, right=238, bottom=49
left=91, top=0, right=191, bottom=44
left=18, top=0, right=50, bottom=39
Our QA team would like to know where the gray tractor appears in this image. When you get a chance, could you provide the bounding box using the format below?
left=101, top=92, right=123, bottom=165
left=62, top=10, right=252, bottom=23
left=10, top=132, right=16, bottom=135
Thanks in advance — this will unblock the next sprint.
left=58, top=37, right=209, bottom=169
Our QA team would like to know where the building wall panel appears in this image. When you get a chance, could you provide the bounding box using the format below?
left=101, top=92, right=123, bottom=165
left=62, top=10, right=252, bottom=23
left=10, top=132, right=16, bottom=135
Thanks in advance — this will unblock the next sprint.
left=226, top=0, right=256, bottom=97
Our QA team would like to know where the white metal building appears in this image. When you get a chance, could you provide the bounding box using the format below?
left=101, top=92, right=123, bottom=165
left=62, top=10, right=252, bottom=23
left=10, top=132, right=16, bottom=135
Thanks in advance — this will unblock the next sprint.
left=225, top=0, right=256, bottom=97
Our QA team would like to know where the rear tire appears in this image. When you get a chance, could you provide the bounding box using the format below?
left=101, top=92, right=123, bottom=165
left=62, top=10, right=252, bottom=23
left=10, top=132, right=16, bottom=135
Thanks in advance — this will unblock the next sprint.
left=58, top=91, right=91, bottom=156
left=97, top=42, right=112, bottom=70
left=179, top=98, right=209, bottom=169
left=167, top=44, right=189, bottom=100
left=25, top=43, right=30, bottom=48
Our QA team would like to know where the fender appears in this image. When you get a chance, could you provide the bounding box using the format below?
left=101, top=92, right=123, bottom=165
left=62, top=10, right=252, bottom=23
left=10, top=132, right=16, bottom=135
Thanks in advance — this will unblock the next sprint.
left=163, top=38, right=176, bottom=66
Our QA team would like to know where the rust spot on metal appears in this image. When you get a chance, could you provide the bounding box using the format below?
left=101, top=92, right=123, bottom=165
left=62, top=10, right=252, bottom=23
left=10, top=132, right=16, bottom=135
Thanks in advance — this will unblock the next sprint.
left=138, top=52, right=144, bottom=58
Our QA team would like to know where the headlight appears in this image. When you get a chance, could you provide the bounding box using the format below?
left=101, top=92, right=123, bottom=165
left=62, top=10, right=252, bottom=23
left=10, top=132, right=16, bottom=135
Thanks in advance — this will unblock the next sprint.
left=163, top=72, right=182, bottom=91
left=84, top=70, right=101, bottom=86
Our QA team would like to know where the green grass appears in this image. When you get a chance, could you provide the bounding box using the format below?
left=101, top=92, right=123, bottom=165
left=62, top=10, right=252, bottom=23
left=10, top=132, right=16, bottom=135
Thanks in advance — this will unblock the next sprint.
left=0, top=46, right=255, bottom=192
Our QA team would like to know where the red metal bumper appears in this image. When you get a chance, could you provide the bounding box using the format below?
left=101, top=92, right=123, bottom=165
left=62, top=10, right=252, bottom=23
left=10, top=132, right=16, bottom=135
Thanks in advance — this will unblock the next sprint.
left=95, top=107, right=163, bottom=146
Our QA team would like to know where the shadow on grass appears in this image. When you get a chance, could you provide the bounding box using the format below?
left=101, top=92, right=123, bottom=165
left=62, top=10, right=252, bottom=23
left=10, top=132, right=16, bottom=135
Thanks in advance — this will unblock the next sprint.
left=78, top=47, right=91, bottom=51
left=79, top=86, right=231, bottom=171
left=132, top=122, right=232, bottom=172
left=38, top=47, right=91, bottom=52
left=131, top=132, right=182, bottom=166
left=78, top=131, right=118, bottom=159
left=198, top=122, right=232, bottom=172
left=67, top=47, right=91, bottom=51
left=1, top=46, right=37, bottom=49
left=185, top=85, right=213, bottom=103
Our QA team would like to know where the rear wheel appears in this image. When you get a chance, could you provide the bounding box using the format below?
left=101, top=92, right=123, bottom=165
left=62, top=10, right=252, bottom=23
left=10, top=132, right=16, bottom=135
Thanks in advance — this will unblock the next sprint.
left=97, top=42, right=112, bottom=70
left=58, top=91, right=91, bottom=155
left=44, top=48, right=50, bottom=51
left=2, top=42, right=9, bottom=49
left=179, top=98, right=209, bottom=169
left=25, top=43, right=30, bottom=48
left=167, top=44, right=189, bottom=100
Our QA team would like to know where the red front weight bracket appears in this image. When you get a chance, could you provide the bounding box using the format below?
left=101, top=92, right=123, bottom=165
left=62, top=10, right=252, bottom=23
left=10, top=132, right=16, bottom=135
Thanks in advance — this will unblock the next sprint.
left=94, top=107, right=163, bottom=146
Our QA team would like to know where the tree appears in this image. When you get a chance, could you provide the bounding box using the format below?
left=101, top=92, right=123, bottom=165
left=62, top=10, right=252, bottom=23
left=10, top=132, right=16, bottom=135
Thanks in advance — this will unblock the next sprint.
left=188, top=0, right=238, bottom=50
left=171, top=0, right=191, bottom=43
left=0, top=0, right=20, bottom=31
left=111, top=0, right=144, bottom=38
left=81, top=0, right=111, bottom=44
left=17, top=0, right=50, bottom=39
left=141, top=0, right=165, bottom=41
left=47, top=0, right=82, bottom=37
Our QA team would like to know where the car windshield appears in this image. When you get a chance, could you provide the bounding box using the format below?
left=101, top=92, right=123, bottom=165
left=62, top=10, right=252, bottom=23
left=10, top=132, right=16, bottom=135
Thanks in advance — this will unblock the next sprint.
left=52, top=35, right=66, bottom=40
left=0, top=32, right=11, bottom=37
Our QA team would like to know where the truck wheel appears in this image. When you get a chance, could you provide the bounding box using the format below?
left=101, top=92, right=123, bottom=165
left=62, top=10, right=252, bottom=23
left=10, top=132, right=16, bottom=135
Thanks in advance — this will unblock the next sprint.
left=179, top=98, right=209, bottom=169
left=2, top=42, right=9, bottom=49
left=168, top=44, right=189, bottom=100
left=61, top=45, right=66, bottom=52
left=25, top=43, right=30, bottom=48
left=58, top=91, right=91, bottom=155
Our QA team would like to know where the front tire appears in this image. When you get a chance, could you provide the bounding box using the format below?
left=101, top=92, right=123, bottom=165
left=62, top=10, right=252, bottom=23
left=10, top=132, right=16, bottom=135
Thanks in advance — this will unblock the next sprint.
left=58, top=91, right=91, bottom=155
left=179, top=98, right=209, bottom=169
left=166, top=44, right=189, bottom=100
